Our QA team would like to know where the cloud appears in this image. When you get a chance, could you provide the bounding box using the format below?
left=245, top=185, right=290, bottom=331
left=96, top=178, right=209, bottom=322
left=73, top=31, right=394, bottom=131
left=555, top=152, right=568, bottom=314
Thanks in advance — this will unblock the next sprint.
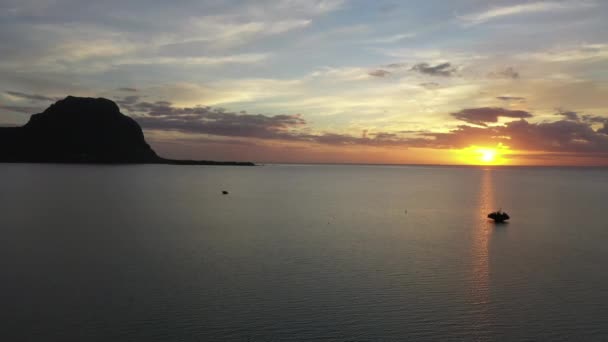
left=420, top=118, right=608, bottom=153
left=582, top=114, right=608, bottom=124
left=117, top=87, right=137, bottom=92
left=460, top=1, right=594, bottom=25
left=371, top=132, right=398, bottom=140
left=517, top=44, right=608, bottom=62
left=115, top=95, right=142, bottom=110
left=0, top=104, right=42, bottom=113
left=451, top=107, right=533, bottom=126
left=370, top=33, right=416, bottom=44
left=274, top=0, right=346, bottom=15
left=129, top=100, right=419, bottom=146
left=263, top=19, right=312, bottom=35
left=488, top=67, right=520, bottom=79
left=181, top=18, right=312, bottom=49
left=308, top=66, right=374, bottom=81
left=557, top=110, right=608, bottom=124
left=420, top=82, right=440, bottom=89
left=493, top=119, right=608, bottom=153
left=5, top=90, right=57, bottom=102
left=55, top=38, right=135, bottom=62
left=129, top=101, right=306, bottom=140
left=411, top=62, right=456, bottom=77
left=496, top=96, right=525, bottom=102
left=384, top=62, right=408, bottom=69
left=368, top=69, right=391, bottom=78
left=118, top=53, right=271, bottom=67
left=126, top=98, right=608, bottom=156
left=558, top=110, right=580, bottom=121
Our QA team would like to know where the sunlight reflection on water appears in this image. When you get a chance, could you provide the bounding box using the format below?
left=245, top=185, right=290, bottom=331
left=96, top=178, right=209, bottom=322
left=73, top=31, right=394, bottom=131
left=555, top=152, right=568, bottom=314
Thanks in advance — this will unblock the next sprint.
left=470, top=169, right=494, bottom=335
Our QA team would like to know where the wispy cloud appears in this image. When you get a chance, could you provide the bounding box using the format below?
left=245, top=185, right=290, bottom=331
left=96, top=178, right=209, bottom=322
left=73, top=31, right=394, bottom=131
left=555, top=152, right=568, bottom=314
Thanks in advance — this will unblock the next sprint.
left=369, top=32, right=416, bottom=44
left=488, top=67, right=520, bottom=79
left=460, top=1, right=595, bottom=25
left=120, top=53, right=270, bottom=66
left=5, top=90, right=57, bottom=102
left=497, top=96, right=526, bottom=102
left=411, top=62, right=457, bottom=77
left=0, top=104, right=43, bottom=114
left=274, top=0, right=346, bottom=15
left=368, top=69, right=391, bottom=78
left=184, top=18, right=312, bottom=48
left=516, top=43, right=608, bottom=62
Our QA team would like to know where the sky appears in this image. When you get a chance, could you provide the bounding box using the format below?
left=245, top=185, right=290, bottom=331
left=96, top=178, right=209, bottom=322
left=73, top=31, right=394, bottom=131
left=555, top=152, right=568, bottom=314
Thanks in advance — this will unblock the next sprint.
left=1, top=0, right=608, bottom=165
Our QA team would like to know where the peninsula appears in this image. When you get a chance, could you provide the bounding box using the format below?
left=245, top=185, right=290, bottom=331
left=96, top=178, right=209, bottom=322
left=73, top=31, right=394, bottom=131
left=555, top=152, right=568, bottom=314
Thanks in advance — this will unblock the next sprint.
left=0, top=96, right=254, bottom=166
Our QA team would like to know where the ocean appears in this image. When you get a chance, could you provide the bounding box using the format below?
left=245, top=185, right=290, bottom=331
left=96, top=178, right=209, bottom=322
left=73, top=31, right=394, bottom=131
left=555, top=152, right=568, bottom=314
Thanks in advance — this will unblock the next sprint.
left=1, top=164, right=607, bottom=341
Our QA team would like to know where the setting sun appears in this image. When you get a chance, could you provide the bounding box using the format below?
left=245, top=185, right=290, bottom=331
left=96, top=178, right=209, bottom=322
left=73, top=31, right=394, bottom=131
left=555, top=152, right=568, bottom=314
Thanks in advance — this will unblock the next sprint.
left=480, top=149, right=497, bottom=163
left=457, top=145, right=509, bottom=165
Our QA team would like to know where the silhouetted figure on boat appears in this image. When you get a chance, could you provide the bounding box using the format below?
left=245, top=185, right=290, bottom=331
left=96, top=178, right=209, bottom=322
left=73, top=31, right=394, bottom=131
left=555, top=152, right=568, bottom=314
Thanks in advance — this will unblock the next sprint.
left=488, top=209, right=510, bottom=223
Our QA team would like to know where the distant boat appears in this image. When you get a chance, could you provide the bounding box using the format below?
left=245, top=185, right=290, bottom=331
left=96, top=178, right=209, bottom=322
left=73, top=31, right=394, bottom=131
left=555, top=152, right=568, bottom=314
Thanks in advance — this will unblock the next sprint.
left=488, top=209, right=510, bottom=223
left=222, top=191, right=229, bottom=195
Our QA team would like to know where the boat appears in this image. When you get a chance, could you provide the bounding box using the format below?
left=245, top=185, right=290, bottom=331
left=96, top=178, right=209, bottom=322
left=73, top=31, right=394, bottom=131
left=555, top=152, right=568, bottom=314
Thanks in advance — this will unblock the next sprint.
left=488, top=209, right=510, bottom=223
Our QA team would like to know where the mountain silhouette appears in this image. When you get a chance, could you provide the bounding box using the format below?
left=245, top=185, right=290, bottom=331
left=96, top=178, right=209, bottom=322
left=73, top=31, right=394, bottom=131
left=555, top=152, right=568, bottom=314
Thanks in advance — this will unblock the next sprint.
left=0, top=96, right=253, bottom=165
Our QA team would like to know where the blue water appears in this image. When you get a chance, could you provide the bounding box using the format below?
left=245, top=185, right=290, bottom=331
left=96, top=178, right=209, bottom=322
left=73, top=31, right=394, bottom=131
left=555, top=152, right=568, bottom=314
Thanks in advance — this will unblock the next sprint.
left=1, top=164, right=608, bottom=341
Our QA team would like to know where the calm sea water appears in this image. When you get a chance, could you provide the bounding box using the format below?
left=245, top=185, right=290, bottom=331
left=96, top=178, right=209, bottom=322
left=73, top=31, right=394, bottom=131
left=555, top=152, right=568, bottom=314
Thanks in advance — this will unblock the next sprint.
left=1, top=164, right=608, bottom=341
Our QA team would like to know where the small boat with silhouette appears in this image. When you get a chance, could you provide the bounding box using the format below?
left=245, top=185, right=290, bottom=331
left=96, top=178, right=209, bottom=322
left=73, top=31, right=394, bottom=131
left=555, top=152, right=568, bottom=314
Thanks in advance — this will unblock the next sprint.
left=488, top=209, right=510, bottom=223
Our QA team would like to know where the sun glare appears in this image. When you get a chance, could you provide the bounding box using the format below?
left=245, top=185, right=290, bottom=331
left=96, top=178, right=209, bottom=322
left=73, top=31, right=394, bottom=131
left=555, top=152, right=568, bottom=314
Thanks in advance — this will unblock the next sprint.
left=457, top=145, right=509, bottom=165
left=480, top=149, right=496, bottom=163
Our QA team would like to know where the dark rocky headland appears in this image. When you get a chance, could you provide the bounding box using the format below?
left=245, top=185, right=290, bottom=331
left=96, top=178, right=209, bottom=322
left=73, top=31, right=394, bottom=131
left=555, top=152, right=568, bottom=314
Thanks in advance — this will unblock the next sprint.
left=0, top=96, right=254, bottom=165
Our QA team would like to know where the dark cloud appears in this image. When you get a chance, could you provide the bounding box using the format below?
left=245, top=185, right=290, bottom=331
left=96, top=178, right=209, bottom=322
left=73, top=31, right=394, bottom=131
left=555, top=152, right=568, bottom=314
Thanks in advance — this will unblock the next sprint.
left=0, top=104, right=42, bottom=113
left=150, top=134, right=256, bottom=147
left=499, top=119, right=608, bottom=153
left=582, top=114, right=608, bottom=124
left=129, top=101, right=177, bottom=116
left=117, top=87, right=138, bottom=92
left=422, top=119, right=608, bottom=153
left=305, top=118, right=608, bottom=153
left=5, top=91, right=57, bottom=102
left=307, top=131, right=406, bottom=146
left=129, top=101, right=416, bottom=147
left=368, top=69, right=391, bottom=77
left=451, top=107, right=533, bottom=126
left=371, top=132, right=398, bottom=139
left=119, top=95, right=141, bottom=104
left=132, top=103, right=306, bottom=140
left=558, top=110, right=579, bottom=121
left=496, top=96, right=525, bottom=102
left=411, top=62, right=456, bottom=77
left=557, top=110, right=608, bottom=125
left=488, top=67, right=519, bottom=79
left=114, top=95, right=142, bottom=112
left=129, top=100, right=608, bottom=156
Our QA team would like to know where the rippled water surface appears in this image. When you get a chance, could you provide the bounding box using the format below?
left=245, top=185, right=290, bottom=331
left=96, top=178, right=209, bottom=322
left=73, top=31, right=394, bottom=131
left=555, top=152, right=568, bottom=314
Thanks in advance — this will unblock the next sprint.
left=2, top=164, right=608, bottom=341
